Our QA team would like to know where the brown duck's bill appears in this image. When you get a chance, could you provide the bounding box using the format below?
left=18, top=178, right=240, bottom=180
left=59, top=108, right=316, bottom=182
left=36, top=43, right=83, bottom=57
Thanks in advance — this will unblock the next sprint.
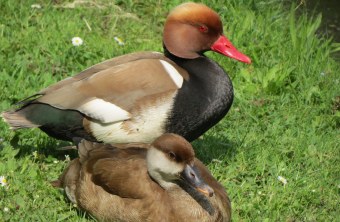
left=211, top=35, right=251, bottom=64
left=181, top=165, right=214, bottom=197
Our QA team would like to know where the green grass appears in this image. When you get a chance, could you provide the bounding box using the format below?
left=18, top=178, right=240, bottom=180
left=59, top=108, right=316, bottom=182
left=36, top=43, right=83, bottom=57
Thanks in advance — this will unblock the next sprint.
left=0, top=0, right=339, bottom=221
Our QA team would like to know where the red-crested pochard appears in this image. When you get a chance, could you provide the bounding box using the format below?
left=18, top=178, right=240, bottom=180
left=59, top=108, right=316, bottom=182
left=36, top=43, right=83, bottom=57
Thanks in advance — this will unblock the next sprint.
left=52, top=134, right=231, bottom=222
left=2, top=2, right=250, bottom=143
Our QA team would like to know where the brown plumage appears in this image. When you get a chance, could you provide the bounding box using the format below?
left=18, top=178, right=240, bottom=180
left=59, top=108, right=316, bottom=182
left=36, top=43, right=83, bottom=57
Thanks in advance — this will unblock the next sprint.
left=52, top=134, right=231, bottom=222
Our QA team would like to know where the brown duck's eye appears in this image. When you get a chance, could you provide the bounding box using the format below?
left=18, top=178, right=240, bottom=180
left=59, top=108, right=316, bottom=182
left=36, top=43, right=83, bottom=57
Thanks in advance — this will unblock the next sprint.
left=198, top=25, right=208, bottom=33
left=168, top=152, right=176, bottom=160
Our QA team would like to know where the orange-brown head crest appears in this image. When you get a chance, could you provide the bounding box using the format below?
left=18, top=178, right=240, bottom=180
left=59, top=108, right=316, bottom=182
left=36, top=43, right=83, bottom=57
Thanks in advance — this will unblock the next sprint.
left=166, top=2, right=223, bottom=35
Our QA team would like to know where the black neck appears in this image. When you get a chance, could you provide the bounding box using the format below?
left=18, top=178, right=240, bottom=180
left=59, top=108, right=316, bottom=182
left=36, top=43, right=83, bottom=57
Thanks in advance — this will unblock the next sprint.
left=164, top=46, right=234, bottom=142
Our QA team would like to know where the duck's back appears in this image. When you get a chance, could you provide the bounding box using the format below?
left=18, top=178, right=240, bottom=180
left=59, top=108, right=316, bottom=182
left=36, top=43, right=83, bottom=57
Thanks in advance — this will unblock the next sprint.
left=59, top=142, right=173, bottom=222
left=2, top=52, right=189, bottom=143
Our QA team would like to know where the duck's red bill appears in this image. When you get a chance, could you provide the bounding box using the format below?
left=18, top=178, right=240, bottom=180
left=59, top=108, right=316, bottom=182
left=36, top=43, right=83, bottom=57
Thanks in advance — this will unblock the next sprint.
left=211, top=35, right=251, bottom=64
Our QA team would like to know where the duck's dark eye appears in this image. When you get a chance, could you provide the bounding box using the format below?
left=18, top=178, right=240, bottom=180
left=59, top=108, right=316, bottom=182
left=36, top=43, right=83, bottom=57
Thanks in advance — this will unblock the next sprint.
left=198, top=25, right=208, bottom=33
left=168, top=152, right=176, bottom=160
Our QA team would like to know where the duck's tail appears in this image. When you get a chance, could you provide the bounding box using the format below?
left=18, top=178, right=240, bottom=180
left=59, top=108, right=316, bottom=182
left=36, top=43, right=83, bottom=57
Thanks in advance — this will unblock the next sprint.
left=1, top=109, right=40, bottom=129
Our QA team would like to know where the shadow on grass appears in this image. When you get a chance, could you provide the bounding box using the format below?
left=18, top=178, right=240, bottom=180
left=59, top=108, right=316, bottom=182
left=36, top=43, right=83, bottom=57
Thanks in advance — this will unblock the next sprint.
left=9, top=131, right=79, bottom=161
left=8, top=128, right=240, bottom=168
left=192, top=133, right=240, bottom=165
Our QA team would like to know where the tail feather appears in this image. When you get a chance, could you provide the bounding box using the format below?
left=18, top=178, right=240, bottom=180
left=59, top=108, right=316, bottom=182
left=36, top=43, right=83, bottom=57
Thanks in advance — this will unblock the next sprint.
left=50, top=179, right=62, bottom=188
left=2, top=103, right=92, bottom=142
left=78, top=139, right=95, bottom=163
left=77, top=140, right=106, bottom=163
left=1, top=110, right=40, bottom=129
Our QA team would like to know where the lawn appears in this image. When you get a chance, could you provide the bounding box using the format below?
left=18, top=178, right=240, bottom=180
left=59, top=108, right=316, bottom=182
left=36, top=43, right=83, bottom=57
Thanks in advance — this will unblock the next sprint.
left=0, top=0, right=339, bottom=221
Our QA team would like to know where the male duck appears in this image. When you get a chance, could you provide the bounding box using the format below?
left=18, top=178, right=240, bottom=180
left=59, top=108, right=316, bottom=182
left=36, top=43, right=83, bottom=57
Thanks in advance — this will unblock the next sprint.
left=52, top=134, right=231, bottom=222
left=2, top=2, right=251, bottom=143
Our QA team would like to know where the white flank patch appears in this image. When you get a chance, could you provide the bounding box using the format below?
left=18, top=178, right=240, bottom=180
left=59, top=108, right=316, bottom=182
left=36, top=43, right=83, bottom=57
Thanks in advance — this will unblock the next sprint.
left=159, top=60, right=183, bottom=88
left=88, top=92, right=177, bottom=143
left=79, top=99, right=130, bottom=123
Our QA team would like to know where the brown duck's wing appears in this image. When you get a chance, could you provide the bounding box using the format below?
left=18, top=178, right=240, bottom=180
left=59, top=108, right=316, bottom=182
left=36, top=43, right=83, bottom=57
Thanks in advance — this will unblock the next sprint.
left=77, top=140, right=156, bottom=199
left=77, top=139, right=120, bottom=163
left=39, top=52, right=167, bottom=94
left=13, top=52, right=166, bottom=105
left=77, top=139, right=151, bottom=163
left=84, top=146, right=159, bottom=199
left=36, top=55, right=188, bottom=123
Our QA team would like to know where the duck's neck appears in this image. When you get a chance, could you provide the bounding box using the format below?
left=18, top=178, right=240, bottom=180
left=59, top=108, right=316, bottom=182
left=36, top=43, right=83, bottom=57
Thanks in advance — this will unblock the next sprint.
left=164, top=46, right=234, bottom=142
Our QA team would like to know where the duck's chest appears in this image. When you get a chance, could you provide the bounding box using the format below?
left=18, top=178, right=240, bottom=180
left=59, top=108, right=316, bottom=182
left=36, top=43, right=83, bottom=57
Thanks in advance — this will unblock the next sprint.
left=166, top=72, right=233, bottom=141
left=165, top=57, right=234, bottom=141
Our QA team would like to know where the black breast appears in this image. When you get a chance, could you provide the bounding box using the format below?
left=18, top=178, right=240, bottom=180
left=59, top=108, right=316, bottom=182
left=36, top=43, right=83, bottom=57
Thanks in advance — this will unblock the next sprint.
left=165, top=51, right=233, bottom=141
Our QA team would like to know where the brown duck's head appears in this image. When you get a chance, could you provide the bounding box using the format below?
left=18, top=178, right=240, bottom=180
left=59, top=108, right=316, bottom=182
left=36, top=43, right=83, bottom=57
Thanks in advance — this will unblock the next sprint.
left=163, top=2, right=251, bottom=63
left=147, top=133, right=214, bottom=197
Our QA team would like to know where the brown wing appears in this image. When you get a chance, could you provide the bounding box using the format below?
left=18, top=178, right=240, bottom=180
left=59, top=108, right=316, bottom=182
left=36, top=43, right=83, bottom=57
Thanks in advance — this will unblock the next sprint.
left=35, top=53, right=188, bottom=123
left=90, top=158, right=149, bottom=199
left=38, top=52, right=167, bottom=93
left=82, top=143, right=159, bottom=199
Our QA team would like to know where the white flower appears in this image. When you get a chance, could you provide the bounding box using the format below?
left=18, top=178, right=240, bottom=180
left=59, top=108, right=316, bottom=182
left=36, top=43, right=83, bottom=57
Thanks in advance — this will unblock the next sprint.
left=212, top=159, right=222, bottom=163
left=31, top=4, right=42, bottom=9
left=65, top=155, right=71, bottom=162
left=114, top=36, right=125, bottom=46
left=72, top=37, right=83, bottom=46
left=53, top=160, right=59, bottom=164
left=0, top=176, right=8, bottom=187
left=277, top=176, right=287, bottom=185
left=32, top=151, right=38, bottom=159
left=3, top=207, right=9, bottom=212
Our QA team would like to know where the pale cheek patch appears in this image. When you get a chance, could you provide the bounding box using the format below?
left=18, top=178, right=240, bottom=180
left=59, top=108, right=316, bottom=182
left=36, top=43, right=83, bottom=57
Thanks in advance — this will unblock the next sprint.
left=159, top=60, right=183, bottom=88
left=147, top=148, right=183, bottom=185
left=79, top=98, right=131, bottom=123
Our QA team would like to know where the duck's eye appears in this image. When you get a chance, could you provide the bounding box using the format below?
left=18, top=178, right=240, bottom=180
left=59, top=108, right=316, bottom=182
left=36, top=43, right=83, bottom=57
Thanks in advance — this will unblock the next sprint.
left=168, top=152, right=176, bottom=160
left=198, top=25, right=208, bottom=33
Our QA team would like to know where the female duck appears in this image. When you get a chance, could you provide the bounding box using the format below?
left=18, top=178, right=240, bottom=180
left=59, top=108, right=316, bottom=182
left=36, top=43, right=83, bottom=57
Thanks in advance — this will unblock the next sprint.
left=2, top=2, right=250, bottom=143
left=52, top=134, right=231, bottom=222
